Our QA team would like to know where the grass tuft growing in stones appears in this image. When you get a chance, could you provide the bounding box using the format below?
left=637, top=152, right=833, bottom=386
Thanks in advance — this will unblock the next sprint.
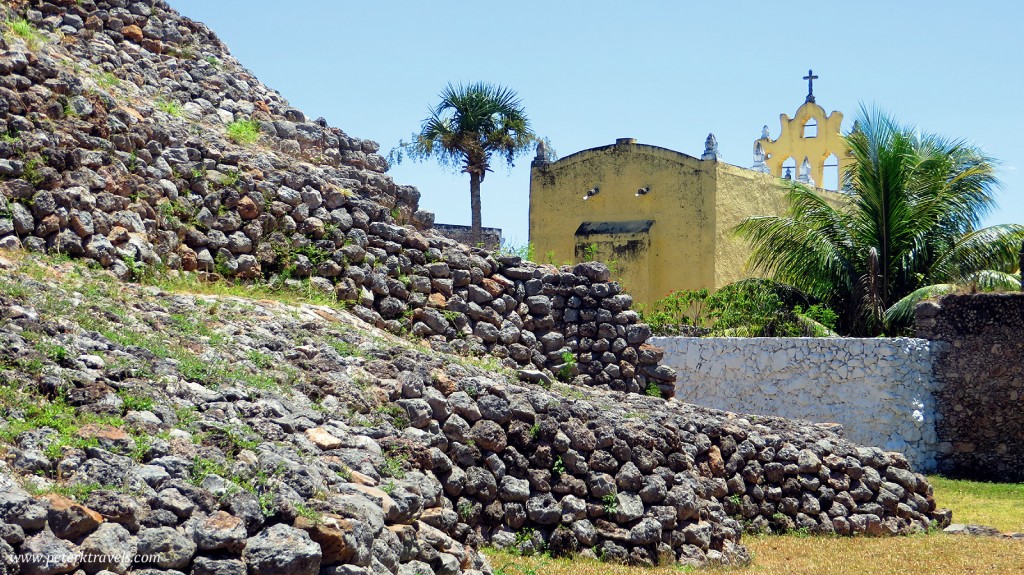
left=117, top=389, right=154, bottom=412
left=328, top=338, right=366, bottom=358
left=380, top=451, right=408, bottom=479
left=145, top=267, right=340, bottom=308
left=198, top=423, right=261, bottom=457
left=4, top=18, right=47, bottom=49
left=0, top=381, right=132, bottom=465
left=25, top=481, right=113, bottom=503
left=294, top=503, right=322, bottom=524
left=1, top=254, right=305, bottom=399
left=245, top=349, right=275, bottom=369
left=155, top=97, right=183, bottom=117
left=95, top=71, right=121, bottom=88
left=226, top=119, right=261, bottom=145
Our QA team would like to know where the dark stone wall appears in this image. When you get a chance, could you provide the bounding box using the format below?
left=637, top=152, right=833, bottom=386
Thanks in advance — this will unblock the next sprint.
left=433, top=224, right=502, bottom=251
left=915, top=294, right=1024, bottom=481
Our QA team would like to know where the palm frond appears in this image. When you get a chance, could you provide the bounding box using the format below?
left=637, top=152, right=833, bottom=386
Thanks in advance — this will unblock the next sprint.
left=735, top=213, right=853, bottom=303
left=960, top=269, right=1021, bottom=291
left=396, top=82, right=535, bottom=175
left=931, top=224, right=1024, bottom=281
left=793, top=313, right=839, bottom=337
left=883, top=283, right=957, bottom=332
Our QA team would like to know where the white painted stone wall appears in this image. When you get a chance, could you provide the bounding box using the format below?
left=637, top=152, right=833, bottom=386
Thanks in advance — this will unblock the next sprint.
left=652, top=337, right=940, bottom=470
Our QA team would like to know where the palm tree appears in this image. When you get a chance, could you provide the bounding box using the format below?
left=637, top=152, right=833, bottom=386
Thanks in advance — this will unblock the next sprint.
left=391, top=82, right=535, bottom=245
left=736, top=107, right=1024, bottom=336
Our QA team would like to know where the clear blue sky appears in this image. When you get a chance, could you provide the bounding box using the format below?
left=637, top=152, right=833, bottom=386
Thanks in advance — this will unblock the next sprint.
left=171, top=1, right=1023, bottom=248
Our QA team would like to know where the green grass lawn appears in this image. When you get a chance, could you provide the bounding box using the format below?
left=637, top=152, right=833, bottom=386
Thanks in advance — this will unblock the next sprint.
left=929, top=475, right=1024, bottom=533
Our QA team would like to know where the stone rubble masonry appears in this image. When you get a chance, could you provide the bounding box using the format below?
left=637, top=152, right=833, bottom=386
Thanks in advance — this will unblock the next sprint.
left=432, top=224, right=502, bottom=252
left=916, top=293, right=1024, bottom=481
left=0, top=0, right=950, bottom=573
left=653, top=337, right=940, bottom=471
left=0, top=0, right=672, bottom=398
left=0, top=260, right=950, bottom=573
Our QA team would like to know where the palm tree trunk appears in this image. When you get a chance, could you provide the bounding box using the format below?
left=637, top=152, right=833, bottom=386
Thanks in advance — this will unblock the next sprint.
left=470, top=171, right=482, bottom=246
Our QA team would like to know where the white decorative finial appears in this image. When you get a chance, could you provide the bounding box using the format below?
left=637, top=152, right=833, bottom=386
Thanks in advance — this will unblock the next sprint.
left=761, top=125, right=770, bottom=140
left=798, top=157, right=815, bottom=186
left=752, top=142, right=769, bottom=173
left=701, top=133, right=720, bottom=161
left=532, top=139, right=551, bottom=167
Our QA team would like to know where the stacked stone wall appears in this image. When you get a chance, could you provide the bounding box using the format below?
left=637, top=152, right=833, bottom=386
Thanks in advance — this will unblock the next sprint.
left=0, top=2, right=949, bottom=574
left=432, top=224, right=502, bottom=251
left=0, top=275, right=948, bottom=571
left=418, top=378, right=944, bottom=564
left=916, top=293, right=1024, bottom=481
left=0, top=0, right=672, bottom=396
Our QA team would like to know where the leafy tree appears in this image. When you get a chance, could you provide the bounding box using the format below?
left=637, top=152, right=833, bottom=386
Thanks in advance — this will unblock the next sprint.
left=391, top=82, right=535, bottom=245
left=736, top=107, right=1024, bottom=335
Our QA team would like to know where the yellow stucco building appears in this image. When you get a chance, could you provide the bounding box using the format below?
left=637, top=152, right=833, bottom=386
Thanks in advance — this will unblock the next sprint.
left=529, top=74, right=847, bottom=307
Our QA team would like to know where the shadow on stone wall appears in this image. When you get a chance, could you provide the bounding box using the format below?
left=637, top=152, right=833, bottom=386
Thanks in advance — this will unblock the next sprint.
left=916, top=293, right=1024, bottom=482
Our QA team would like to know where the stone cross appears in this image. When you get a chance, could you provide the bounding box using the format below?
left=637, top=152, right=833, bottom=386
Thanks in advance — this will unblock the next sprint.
left=803, top=69, right=818, bottom=103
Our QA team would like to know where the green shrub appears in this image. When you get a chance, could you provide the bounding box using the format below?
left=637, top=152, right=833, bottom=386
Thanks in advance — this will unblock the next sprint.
left=640, top=279, right=840, bottom=337
left=556, top=351, right=576, bottom=383
left=498, top=242, right=535, bottom=262
left=637, top=288, right=710, bottom=336
left=794, top=303, right=839, bottom=333
left=580, top=242, right=599, bottom=262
